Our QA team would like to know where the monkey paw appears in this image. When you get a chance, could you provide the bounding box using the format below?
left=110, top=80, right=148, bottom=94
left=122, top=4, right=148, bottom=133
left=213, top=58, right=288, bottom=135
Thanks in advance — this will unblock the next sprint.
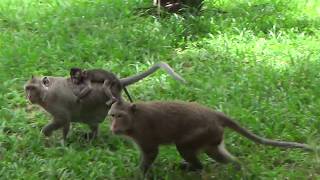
left=41, top=127, right=52, bottom=137
left=178, top=161, right=203, bottom=172
left=76, top=98, right=82, bottom=103
left=139, top=164, right=151, bottom=176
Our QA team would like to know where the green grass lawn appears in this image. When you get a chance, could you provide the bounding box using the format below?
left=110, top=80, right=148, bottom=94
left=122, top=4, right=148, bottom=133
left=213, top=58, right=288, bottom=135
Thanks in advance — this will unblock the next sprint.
left=0, top=0, right=319, bottom=179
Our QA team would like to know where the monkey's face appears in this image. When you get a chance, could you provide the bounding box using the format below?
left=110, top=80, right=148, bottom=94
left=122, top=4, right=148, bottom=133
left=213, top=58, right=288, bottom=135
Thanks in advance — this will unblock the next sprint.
left=24, top=76, right=49, bottom=104
left=109, top=112, right=132, bottom=134
left=72, top=71, right=82, bottom=84
left=70, top=68, right=83, bottom=84
left=108, top=102, right=135, bottom=135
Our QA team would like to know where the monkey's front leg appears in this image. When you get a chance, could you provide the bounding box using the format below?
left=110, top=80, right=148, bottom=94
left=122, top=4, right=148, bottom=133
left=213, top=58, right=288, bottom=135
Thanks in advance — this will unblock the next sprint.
left=77, top=81, right=93, bottom=102
left=139, top=145, right=159, bottom=175
left=41, top=120, right=66, bottom=137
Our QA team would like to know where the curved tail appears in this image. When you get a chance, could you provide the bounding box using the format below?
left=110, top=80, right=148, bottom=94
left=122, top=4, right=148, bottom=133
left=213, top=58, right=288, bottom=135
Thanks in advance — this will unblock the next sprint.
left=219, top=114, right=313, bottom=151
left=119, top=62, right=186, bottom=86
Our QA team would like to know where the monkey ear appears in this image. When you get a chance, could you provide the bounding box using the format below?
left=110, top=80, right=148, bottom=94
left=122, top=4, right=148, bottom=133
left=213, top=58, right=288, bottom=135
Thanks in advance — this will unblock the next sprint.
left=130, top=104, right=137, bottom=112
left=42, top=77, right=50, bottom=86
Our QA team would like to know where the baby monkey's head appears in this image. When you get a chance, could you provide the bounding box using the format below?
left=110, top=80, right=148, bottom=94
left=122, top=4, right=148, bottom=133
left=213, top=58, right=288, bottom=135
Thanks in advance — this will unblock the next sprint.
left=70, top=67, right=86, bottom=84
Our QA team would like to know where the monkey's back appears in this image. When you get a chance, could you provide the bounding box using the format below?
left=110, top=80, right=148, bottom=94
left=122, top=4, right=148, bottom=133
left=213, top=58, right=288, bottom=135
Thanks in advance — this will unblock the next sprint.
left=87, top=69, right=118, bottom=83
left=134, top=101, right=223, bottom=144
left=45, top=77, right=110, bottom=125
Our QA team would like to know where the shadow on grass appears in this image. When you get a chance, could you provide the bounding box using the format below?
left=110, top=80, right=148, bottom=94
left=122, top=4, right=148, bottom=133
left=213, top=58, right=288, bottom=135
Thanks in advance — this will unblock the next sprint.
left=154, top=0, right=320, bottom=42
left=219, top=1, right=319, bottom=34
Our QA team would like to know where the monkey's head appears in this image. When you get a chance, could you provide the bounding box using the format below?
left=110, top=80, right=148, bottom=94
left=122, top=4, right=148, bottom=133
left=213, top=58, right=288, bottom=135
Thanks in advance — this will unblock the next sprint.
left=108, top=101, right=137, bottom=135
left=70, top=68, right=84, bottom=84
left=24, top=76, right=49, bottom=104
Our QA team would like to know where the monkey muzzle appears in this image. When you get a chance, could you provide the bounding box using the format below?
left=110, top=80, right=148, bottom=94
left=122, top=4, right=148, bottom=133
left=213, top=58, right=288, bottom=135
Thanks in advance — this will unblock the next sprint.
left=26, top=95, right=38, bottom=104
left=110, top=120, right=124, bottom=135
left=26, top=92, right=34, bottom=103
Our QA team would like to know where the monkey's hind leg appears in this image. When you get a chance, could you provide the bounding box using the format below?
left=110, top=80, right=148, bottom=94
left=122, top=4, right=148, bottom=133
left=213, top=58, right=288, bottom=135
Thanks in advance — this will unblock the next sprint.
left=61, top=122, right=70, bottom=145
left=82, top=124, right=99, bottom=140
left=205, top=140, right=241, bottom=169
left=102, top=80, right=117, bottom=106
left=89, top=124, right=99, bottom=140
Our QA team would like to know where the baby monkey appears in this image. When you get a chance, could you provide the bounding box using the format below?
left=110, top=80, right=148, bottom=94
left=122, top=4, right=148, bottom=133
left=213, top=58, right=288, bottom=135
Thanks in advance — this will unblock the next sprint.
left=70, top=68, right=132, bottom=105
left=108, top=99, right=313, bottom=175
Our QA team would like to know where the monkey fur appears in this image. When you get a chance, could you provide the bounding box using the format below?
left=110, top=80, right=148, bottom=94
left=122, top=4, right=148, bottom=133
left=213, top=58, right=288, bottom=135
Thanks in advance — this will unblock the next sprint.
left=108, top=99, right=313, bottom=174
left=24, top=62, right=185, bottom=141
left=69, top=68, right=124, bottom=105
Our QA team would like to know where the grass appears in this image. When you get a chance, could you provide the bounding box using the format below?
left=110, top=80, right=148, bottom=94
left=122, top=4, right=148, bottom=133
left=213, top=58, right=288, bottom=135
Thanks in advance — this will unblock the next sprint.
left=0, top=0, right=320, bottom=179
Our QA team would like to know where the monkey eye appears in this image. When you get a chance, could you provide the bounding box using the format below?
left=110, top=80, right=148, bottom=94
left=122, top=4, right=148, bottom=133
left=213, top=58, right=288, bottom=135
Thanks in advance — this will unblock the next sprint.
left=110, top=114, right=115, bottom=117
left=117, top=114, right=122, bottom=118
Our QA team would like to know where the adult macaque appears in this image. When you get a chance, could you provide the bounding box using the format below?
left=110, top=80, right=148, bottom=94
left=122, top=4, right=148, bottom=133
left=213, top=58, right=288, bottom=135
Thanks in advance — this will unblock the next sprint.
left=108, top=100, right=313, bottom=174
left=24, top=62, right=185, bottom=141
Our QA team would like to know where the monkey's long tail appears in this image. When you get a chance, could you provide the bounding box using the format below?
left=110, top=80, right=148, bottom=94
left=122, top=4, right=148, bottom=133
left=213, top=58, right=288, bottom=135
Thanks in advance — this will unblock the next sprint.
left=119, top=62, right=186, bottom=86
left=219, top=114, right=314, bottom=152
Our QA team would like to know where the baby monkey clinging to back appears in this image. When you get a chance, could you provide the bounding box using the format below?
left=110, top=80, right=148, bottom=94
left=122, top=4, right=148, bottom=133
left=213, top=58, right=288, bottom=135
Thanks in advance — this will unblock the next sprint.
left=108, top=99, right=313, bottom=175
left=70, top=62, right=186, bottom=105
left=70, top=68, right=129, bottom=105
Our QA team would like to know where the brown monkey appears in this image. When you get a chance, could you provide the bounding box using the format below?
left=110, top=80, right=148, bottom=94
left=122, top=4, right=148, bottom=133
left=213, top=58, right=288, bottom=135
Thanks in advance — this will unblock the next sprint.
left=69, top=68, right=123, bottom=105
left=24, top=62, right=186, bottom=141
left=108, top=100, right=313, bottom=174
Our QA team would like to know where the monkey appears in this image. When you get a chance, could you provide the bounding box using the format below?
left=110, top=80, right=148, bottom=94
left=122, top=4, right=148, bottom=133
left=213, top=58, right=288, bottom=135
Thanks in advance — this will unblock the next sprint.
left=24, top=62, right=186, bottom=142
left=69, top=61, right=186, bottom=104
left=107, top=99, right=314, bottom=175
left=69, top=68, right=124, bottom=105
